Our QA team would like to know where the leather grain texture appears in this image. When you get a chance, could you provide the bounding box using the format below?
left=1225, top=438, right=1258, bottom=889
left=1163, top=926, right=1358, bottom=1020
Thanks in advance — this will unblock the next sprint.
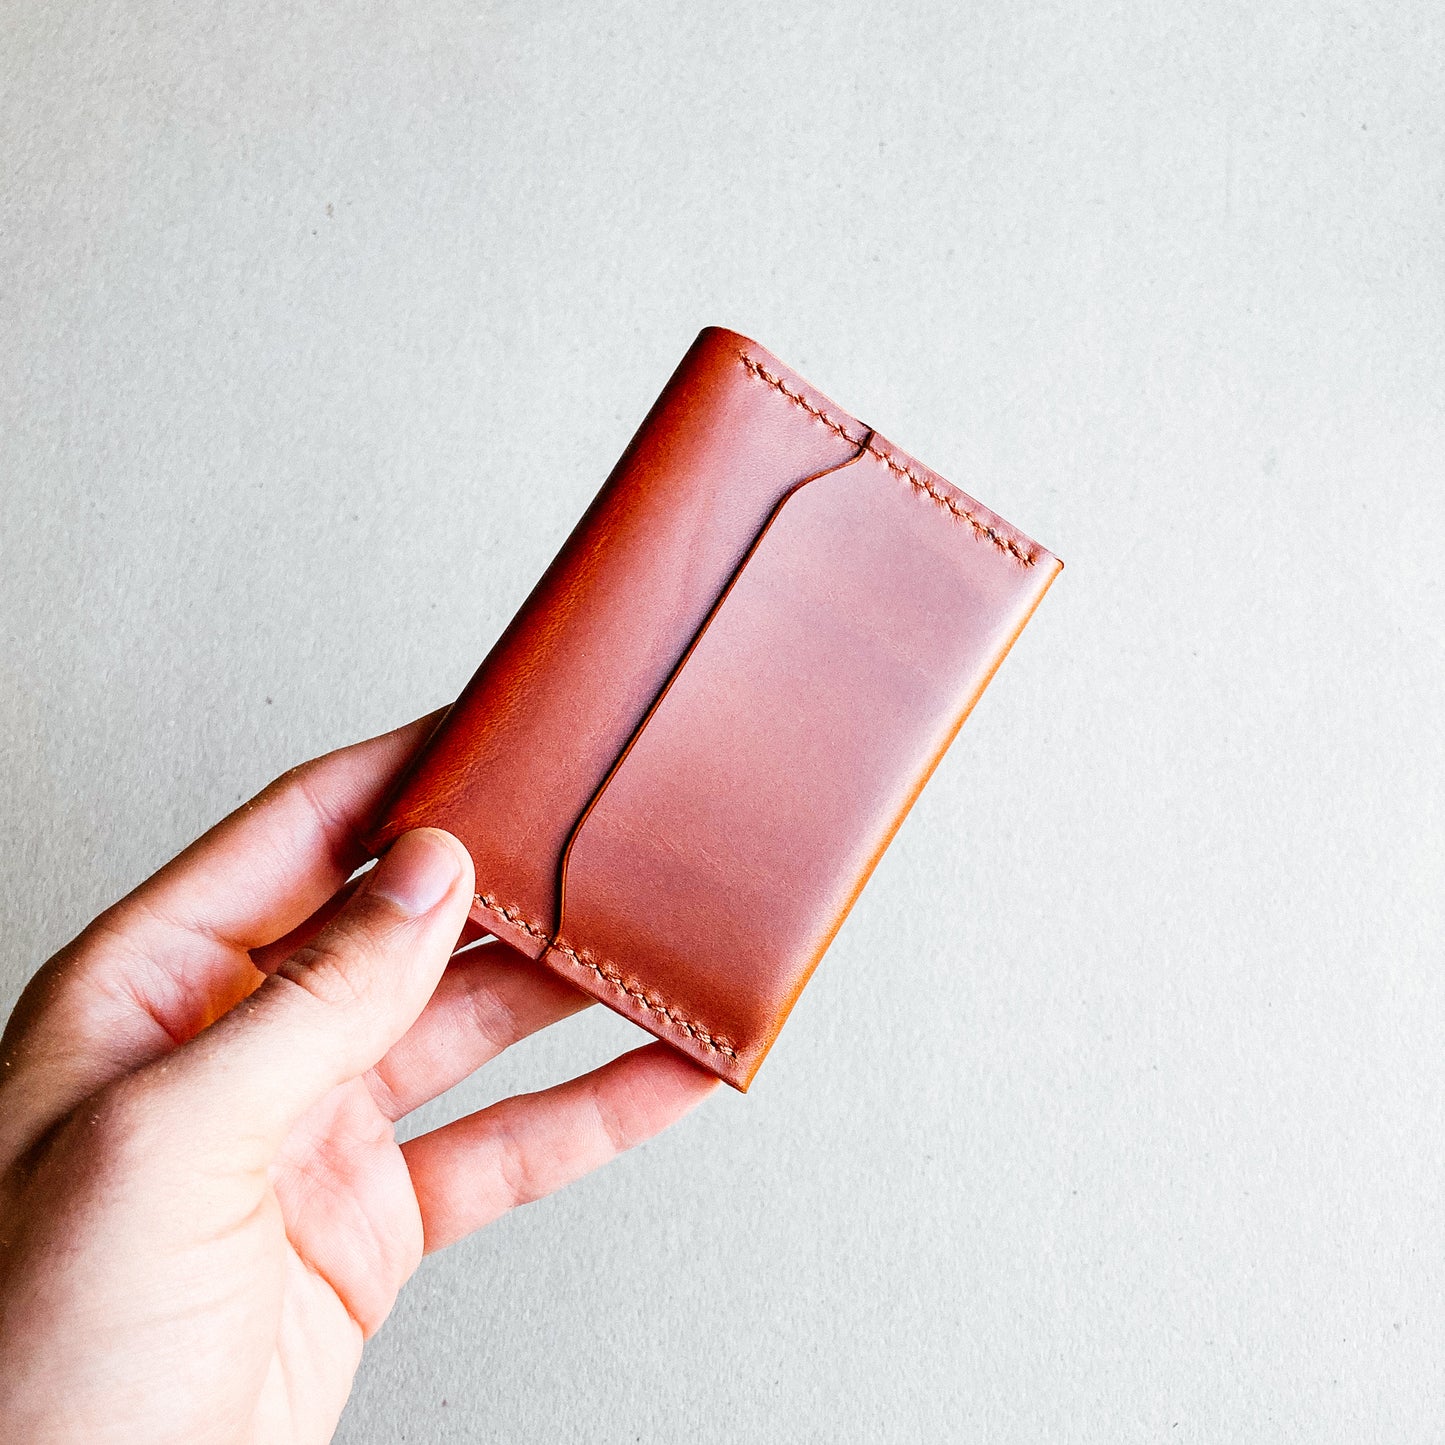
left=368, top=327, right=1061, bottom=1088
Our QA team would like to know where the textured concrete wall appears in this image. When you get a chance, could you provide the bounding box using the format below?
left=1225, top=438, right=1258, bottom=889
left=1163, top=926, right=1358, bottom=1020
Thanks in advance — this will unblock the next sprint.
left=3, top=3, right=1442, bottom=1439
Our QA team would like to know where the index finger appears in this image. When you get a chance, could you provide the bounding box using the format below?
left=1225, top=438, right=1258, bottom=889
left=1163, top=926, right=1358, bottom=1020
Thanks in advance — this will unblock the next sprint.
left=0, top=711, right=447, bottom=1162
left=120, top=710, right=446, bottom=959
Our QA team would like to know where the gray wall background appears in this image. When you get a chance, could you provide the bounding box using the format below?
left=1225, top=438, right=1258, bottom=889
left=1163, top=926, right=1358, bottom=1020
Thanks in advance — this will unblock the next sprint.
left=3, top=2, right=1442, bottom=1440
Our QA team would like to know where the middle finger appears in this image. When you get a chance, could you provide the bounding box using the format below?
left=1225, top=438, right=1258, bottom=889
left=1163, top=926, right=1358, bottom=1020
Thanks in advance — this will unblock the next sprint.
left=364, top=941, right=593, bottom=1121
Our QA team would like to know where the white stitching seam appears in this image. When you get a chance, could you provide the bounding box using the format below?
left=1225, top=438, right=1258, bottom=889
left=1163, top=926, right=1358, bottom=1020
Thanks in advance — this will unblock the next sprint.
left=737, top=353, right=1037, bottom=566
left=475, top=894, right=739, bottom=1061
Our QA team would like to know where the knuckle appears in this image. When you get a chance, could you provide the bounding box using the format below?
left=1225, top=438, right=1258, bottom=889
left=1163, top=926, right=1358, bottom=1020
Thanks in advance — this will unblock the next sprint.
left=81, top=1078, right=166, bottom=1169
left=256, top=756, right=357, bottom=875
left=271, top=934, right=370, bottom=1013
left=590, top=1086, right=635, bottom=1158
left=255, top=759, right=312, bottom=816
left=270, top=891, right=405, bottom=1012
left=492, top=1114, right=544, bottom=1210
left=461, top=973, right=524, bottom=1057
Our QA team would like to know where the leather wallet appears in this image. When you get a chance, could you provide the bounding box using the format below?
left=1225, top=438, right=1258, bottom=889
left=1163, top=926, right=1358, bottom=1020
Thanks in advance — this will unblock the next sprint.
left=367, top=327, right=1061, bottom=1089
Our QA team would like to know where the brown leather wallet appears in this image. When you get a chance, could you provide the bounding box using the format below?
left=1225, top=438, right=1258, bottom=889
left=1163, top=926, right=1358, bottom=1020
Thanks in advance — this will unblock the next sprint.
left=368, top=327, right=1061, bottom=1089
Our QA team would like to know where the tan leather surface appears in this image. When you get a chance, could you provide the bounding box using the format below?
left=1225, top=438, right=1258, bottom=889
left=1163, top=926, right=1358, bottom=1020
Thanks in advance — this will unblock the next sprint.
left=367, top=327, right=1061, bottom=1087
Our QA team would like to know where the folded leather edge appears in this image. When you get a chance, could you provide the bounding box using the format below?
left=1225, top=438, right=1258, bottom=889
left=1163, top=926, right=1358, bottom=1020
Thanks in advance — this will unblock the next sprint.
left=730, top=343, right=1046, bottom=570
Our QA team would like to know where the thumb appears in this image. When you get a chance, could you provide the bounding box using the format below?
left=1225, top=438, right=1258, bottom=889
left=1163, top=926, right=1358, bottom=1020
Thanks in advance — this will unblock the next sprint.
left=128, top=828, right=474, bottom=1155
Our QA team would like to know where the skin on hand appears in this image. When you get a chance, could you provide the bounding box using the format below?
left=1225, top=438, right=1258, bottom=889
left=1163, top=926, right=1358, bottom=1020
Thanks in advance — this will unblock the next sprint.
left=0, top=716, right=718, bottom=1444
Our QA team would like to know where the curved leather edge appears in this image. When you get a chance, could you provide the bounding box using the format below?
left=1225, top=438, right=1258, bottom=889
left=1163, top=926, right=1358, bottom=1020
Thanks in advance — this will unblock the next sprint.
left=553, top=436, right=876, bottom=933
left=530, top=440, right=876, bottom=1088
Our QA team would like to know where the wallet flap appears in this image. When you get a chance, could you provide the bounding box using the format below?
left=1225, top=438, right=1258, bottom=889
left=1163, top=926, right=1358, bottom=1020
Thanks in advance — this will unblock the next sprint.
left=368, top=329, right=861, bottom=947
left=550, top=446, right=1060, bottom=1089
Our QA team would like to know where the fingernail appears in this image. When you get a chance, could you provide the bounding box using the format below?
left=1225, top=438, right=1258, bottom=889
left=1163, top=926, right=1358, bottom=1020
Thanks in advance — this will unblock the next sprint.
left=369, top=829, right=464, bottom=916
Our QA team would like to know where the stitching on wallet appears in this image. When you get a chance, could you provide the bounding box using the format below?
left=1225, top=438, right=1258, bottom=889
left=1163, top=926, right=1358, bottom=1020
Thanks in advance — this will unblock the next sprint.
left=737, top=353, right=1037, bottom=566
left=474, top=893, right=739, bottom=1061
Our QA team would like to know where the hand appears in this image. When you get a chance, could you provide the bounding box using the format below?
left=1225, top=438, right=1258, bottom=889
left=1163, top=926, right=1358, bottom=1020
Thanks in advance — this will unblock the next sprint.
left=0, top=716, right=717, bottom=1443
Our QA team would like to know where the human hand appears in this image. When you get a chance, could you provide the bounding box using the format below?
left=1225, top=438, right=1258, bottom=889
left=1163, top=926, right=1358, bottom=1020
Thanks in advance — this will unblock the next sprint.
left=0, top=716, right=717, bottom=1443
